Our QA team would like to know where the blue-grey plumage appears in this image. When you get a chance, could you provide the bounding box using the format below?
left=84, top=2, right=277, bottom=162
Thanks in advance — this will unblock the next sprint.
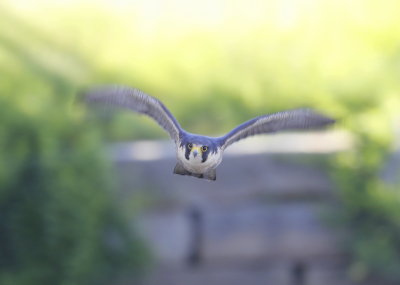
left=84, top=85, right=335, bottom=181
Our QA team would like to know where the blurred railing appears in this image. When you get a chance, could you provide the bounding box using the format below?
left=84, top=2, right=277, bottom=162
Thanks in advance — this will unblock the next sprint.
left=110, top=130, right=352, bottom=162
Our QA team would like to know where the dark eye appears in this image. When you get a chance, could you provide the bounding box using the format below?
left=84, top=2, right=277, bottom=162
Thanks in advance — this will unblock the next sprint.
left=187, top=143, right=193, bottom=150
left=201, top=146, right=208, bottom=152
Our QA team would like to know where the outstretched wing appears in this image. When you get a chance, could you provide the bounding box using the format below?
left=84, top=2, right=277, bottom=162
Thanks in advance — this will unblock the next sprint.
left=83, top=85, right=182, bottom=142
left=219, top=109, right=335, bottom=149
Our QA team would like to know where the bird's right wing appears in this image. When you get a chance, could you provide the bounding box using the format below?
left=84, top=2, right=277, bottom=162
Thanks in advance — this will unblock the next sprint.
left=219, top=108, right=335, bottom=149
left=83, top=85, right=182, bottom=142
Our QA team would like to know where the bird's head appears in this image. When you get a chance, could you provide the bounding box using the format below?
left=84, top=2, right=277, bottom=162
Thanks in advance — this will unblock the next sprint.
left=179, top=134, right=220, bottom=163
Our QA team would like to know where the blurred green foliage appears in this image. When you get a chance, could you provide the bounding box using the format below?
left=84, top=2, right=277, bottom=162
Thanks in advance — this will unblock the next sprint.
left=0, top=0, right=400, bottom=283
left=0, top=99, right=148, bottom=285
left=334, top=117, right=400, bottom=282
left=0, top=3, right=149, bottom=284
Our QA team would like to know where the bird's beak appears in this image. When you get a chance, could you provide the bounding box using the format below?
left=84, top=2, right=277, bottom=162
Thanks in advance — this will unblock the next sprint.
left=192, top=146, right=200, bottom=158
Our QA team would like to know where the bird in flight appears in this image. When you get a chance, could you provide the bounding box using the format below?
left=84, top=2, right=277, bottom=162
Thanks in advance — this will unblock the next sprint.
left=84, top=86, right=335, bottom=181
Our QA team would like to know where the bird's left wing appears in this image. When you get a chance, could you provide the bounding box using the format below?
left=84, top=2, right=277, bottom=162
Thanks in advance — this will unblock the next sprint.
left=219, top=108, right=335, bottom=149
left=83, top=85, right=182, bottom=142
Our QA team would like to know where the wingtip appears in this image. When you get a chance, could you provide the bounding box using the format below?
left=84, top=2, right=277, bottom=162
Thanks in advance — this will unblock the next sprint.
left=305, top=108, right=336, bottom=126
left=321, top=113, right=337, bottom=126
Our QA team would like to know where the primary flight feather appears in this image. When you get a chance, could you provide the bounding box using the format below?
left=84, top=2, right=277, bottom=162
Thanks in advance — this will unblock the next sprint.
left=84, top=85, right=335, bottom=181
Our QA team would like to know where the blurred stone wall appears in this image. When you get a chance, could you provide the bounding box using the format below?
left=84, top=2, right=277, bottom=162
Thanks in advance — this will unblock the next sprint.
left=112, top=133, right=357, bottom=285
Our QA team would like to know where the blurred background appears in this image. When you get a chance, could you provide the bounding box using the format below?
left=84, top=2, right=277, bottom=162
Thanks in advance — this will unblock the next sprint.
left=1, top=0, right=400, bottom=284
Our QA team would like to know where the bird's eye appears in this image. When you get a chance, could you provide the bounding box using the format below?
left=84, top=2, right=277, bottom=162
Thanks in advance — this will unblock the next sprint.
left=188, top=143, right=193, bottom=150
left=201, top=146, right=208, bottom=152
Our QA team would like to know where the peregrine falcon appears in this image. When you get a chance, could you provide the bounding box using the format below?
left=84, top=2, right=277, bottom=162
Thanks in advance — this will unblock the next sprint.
left=84, top=86, right=335, bottom=181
